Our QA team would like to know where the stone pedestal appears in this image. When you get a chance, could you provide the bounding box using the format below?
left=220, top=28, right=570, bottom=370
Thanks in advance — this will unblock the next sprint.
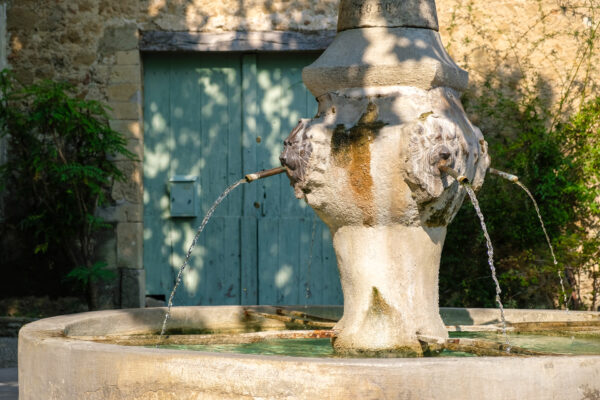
left=280, top=0, right=490, bottom=355
left=331, top=225, right=447, bottom=356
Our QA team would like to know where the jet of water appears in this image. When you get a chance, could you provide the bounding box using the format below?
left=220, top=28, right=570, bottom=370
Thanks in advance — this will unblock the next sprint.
left=464, top=185, right=512, bottom=352
left=514, top=181, right=569, bottom=311
left=489, top=168, right=569, bottom=311
left=158, top=178, right=247, bottom=343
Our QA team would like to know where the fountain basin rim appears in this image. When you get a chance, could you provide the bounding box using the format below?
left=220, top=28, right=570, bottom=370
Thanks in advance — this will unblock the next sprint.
left=18, top=305, right=600, bottom=399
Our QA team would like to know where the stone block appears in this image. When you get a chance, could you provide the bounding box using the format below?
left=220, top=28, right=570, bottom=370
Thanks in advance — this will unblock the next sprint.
left=106, top=83, right=140, bottom=102
left=145, top=296, right=166, bottom=307
left=7, top=6, right=38, bottom=30
left=109, top=65, right=142, bottom=84
left=109, top=119, right=142, bottom=140
left=91, top=64, right=111, bottom=84
left=94, top=229, right=118, bottom=268
left=117, top=222, right=143, bottom=269
left=95, top=278, right=120, bottom=310
left=108, top=101, right=141, bottom=120
left=73, top=51, right=97, bottom=66
left=115, top=50, right=140, bottom=65
left=112, top=161, right=143, bottom=203
left=97, top=202, right=143, bottom=223
left=107, top=137, right=142, bottom=161
left=120, top=268, right=146, bottom=308
left=98, top=21, right=139, bottom=54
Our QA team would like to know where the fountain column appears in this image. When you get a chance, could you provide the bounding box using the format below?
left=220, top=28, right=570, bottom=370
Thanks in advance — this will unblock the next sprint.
left=280, top=0, right=490, bottom=355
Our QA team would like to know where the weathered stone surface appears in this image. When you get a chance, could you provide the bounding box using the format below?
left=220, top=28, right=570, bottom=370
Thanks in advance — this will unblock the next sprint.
left=72, top=50, right=97, bottom=65
left=116, top=222, right=143, bottom=269
left=6, top=6, right=38, bottom=30
left=111, top=160, right=143, bottom=203
left=337, top=0, right=439, bottom=31
left=115, top=50, right=140, bottom=65
left=109, top=119, right=142, bottom=140
left=281, top=86, right=489, bottom=353
left=108, top=101, right=141, bottom=120
left=302, top=27, right=468, bottom=97
left=106, top=83, right=139, bottom=102
left=109, top=65, right=142, bottom=84
left=97, top=201, right=143, bottom=222
left=120, top=268, right=146, bottom=308
left=18, top=306, right=600, bottom=399
left=97, top=21, right=139, bottom=54
left=95, top=229, right=118, bottom=268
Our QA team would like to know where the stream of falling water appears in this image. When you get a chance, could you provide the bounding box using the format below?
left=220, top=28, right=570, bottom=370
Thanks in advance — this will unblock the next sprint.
left=158, top=179, right=247, bottom=342
left=514, top=181, right=569, bottom=311
left=464, top=186, right=511, bottom=351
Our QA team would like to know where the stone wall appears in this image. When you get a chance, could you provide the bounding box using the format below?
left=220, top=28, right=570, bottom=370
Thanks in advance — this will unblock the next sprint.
left=3, top=0, right=599, bottom=308
left=0, top=1, right=7, bottom=223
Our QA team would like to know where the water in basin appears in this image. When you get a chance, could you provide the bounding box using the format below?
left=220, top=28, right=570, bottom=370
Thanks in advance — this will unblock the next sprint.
left=152, top=331, right=600, bottom=357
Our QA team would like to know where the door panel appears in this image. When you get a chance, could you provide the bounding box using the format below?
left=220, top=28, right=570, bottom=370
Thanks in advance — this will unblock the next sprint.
left=143, top=52, right=342, bottom=306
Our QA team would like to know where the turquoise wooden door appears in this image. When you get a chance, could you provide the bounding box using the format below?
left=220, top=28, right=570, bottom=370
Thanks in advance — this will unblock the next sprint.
left=143, top=53, right=342, bottom=306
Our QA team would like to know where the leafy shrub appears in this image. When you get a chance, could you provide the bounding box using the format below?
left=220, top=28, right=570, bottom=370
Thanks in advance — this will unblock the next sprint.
left=0, top=70, right=134, bottom=309
left=440, top=85, right=600, bottom=310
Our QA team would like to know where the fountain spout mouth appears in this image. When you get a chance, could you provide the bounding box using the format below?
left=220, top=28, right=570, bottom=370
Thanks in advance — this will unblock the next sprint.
left=438, top=164, right=469, bottom=184
left=488, top=168, right=519, bottom=183
left=245, top=166, right=287, bottom=182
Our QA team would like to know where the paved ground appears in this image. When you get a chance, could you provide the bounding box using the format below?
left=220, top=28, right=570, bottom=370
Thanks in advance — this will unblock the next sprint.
left=0, top=368, right=17, bottom=400
left=0, top=338, right=18, bottom=399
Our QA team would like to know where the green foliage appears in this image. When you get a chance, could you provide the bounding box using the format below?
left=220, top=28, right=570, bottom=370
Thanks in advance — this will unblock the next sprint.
left=66, top=261, right=116, bottom=287
left=440, top=87, right=600, bottom=310
left=0, top=70, right=134, bottom=308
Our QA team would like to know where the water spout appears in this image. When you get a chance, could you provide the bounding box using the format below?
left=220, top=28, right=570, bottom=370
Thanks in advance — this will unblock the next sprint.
left=489, top=168, right=518, bottom=182
left=439, top=164, right=469, bottom=184
left=245, top=166, right=286, bottom=182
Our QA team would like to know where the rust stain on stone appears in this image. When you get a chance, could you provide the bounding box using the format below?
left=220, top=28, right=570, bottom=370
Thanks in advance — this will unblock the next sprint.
left=331, top=102, right=385, bottom=226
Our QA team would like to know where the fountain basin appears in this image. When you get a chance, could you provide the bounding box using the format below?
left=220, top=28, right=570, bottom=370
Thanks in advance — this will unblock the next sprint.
left=19, top=306, right=600, bottom=399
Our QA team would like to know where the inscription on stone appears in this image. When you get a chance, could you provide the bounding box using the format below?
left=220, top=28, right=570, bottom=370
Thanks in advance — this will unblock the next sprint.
left=340, top=0, right=404, bottom=19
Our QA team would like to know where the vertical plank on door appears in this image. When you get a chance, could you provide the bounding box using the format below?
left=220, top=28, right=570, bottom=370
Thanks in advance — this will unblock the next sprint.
left=143, top=55, right=174, bottom=297
left=257, top=217, right=279, bottom=304
left=168, top=56, right=203, bottom=306
left=241, top=54, right=259, bottom=217
left=240, top=216, right=258, bottom=305
left=240, top=54, right=260, bottom=303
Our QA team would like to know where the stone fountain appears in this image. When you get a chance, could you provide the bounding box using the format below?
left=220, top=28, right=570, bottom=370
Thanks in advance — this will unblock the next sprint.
left=280, top=0, right=488, bottom=356
left=18, top=0, right=600, bottom=398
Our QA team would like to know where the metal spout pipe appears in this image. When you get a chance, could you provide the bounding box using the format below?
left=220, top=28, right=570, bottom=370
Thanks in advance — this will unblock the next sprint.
left=245, top=166, right=287, bottom=182
left=488, top=168, right=519, bottom=182
left=439, top=165, right=469, bottom=184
